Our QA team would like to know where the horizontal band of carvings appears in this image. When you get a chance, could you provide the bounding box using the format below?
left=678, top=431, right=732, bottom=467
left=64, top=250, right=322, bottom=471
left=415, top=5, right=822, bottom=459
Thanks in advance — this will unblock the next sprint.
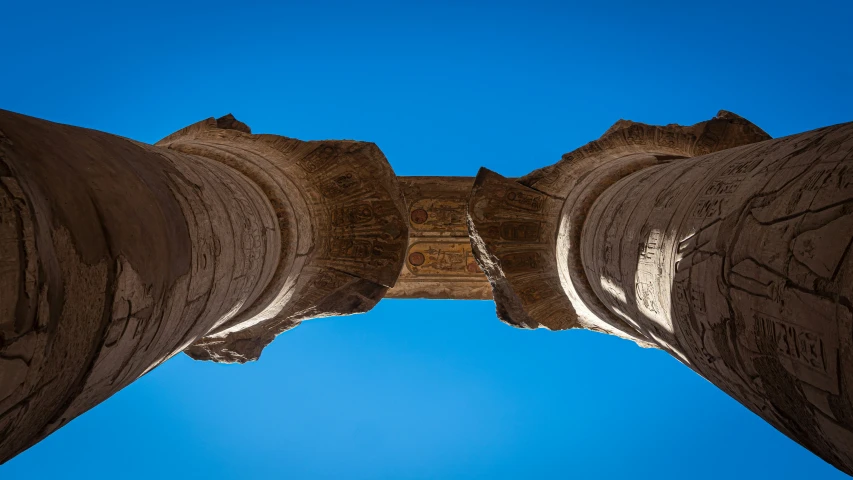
left=157, top=116, right=409, bottom=363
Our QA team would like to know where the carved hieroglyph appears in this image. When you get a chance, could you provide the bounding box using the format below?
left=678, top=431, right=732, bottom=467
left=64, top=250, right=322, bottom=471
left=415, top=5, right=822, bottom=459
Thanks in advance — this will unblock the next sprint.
left=386, top=177, right=491, bottom=299
left=469, top=111, right=853, bottom=474
left=0, top=110, right=408, bottom=462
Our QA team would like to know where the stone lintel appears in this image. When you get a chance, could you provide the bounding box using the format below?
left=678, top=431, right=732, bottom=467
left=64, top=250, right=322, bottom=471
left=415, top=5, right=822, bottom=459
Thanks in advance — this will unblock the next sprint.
left=385, top=176, right=492, bottom=300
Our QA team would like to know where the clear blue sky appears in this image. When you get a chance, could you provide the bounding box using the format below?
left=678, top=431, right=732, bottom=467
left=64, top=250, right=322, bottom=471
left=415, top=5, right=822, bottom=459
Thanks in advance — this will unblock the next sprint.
left=2, top=1, right=852, bottom=478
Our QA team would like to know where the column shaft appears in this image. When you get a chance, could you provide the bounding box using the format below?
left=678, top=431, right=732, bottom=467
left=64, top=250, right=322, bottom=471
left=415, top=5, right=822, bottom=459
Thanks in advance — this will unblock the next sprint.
left=581, top=122, right=853, bottom=471
left=0, top=110, right=281, bottom=461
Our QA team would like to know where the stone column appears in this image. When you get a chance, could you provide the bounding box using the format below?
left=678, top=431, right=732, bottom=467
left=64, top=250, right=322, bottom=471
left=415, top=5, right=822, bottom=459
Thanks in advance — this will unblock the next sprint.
left=468, top=112, right=853, bottom=474
left=0, top=110, right=408, bottom=462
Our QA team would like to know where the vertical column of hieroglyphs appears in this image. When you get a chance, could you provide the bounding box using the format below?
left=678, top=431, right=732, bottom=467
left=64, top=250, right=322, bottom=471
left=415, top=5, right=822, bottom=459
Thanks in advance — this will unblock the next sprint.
left=581, top=122, right=853, bottom=473
left=0, top=110, right=283, bottom=462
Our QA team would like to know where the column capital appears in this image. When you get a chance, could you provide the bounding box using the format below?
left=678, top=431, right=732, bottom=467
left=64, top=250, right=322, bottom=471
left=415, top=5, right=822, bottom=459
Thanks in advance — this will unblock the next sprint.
left=157, top=115, right=409, bottom=363
left=467, top=111, right=770, bottom=341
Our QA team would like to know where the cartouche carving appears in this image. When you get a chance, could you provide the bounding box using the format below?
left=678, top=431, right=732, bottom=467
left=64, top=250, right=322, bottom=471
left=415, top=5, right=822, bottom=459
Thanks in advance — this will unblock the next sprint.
left=386, top=177, right=491, bottom=300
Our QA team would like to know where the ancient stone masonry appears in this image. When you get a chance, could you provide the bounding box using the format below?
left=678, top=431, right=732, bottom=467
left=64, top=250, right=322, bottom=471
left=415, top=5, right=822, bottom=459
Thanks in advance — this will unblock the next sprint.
left=0, top=110, right=408, bottom=462
left=2, top=108, right=853, bottom=476
left=468, top=111, right=853, bottom=475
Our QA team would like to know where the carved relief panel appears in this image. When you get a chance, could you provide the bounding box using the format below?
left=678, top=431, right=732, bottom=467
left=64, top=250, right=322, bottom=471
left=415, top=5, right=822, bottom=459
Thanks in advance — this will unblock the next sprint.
left=385, top=177, right=491, bottom=299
